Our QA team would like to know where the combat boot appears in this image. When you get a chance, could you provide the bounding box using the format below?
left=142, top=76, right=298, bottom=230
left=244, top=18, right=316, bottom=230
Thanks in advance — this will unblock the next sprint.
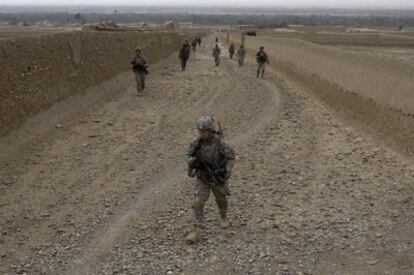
left=220, top=218, right=230, bottom=229
left=186, top=225, right=201, bottom=244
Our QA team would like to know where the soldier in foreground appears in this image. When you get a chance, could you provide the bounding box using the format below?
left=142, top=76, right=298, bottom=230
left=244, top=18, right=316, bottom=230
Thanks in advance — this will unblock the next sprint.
left=236, top=45, right=246, bottom=66
left=228, top=44, right=235, bottom=59
left=130, top=47, right=148, bottom=96
left=179, top=43, right=190, bottom=71
left=186, top=116, right=236, bottom=243
left=256, top=46, right=270, bottom=78
left=212, top=44, right=221, bottom=66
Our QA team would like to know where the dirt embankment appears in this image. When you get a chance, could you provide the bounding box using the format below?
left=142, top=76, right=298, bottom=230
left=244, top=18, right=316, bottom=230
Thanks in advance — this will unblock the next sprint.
left=0, top=30, right=191, bottom=137
left=227, top=34, right=414, bottom=155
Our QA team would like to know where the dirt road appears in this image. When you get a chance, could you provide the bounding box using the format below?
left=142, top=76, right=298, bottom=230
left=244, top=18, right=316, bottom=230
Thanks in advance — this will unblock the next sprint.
left=0, top=36, right=413, bottom=274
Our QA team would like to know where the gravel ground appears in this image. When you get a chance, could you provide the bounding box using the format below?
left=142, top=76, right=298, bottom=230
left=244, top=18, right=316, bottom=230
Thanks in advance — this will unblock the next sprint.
left=0, top=35, right=413, bottom=275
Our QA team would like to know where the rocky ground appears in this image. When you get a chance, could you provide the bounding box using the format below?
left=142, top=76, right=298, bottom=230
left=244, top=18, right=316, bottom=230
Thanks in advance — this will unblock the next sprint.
left=0, top=36, right=413, bottom=275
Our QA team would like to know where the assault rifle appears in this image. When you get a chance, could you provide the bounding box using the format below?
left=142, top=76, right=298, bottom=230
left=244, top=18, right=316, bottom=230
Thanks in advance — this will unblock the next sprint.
left=192, top=157, right=231, bottom=196
left=131, top=59, right=149, bottom=74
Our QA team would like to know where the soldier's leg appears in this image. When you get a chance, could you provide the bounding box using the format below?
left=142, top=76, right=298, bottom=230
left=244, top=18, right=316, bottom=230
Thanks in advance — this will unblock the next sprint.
left=186, top=178, right=210, bottom=243
left=212, top=184, right=228, bottom=220
left=256, top=63, right=261, bottom=78
left=193, top=178, right=211, bottom=226
left=141, top=74, right=145, bottom=91
left=181, top=59, right=185, bottom=71
left=261, top=63, right=265, bottom=78
left=135, top=73, right=142, bottom=94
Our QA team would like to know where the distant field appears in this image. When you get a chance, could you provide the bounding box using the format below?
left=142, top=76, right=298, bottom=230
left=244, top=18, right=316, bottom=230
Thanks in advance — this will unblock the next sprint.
left=339, top=46, right=414, bottom=67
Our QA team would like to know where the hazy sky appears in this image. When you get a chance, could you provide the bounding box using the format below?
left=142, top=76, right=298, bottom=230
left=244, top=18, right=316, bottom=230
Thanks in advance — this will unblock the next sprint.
left=0, top=0, right=413, bottom=9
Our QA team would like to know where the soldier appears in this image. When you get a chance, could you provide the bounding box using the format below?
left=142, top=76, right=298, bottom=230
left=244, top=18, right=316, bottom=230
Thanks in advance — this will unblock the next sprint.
left=184, top=40, right=191, bottom=57
left=130, top=47, right=148, bottom=96
left=197, top=37, right=202, bottom=46
left=236, top=45, right=246, bottom=66
left=186, top=116, right=236, bottom=243
left=179, top=43, right=190, bottom=71
left=256, top=46, right=270, bottom=79
left=191, top=39, right=197, bottom=52
left=212, top=44, right=221, bottom=66
left=228, top=44, right=235, bottom=59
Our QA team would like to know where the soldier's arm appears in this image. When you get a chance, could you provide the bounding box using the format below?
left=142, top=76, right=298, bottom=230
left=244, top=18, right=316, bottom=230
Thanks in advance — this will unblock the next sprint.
left=186, top=139, right=200, bottom=178
left=186, top=138, right=200, bottom=168
left=221, top=142, right=235, bottom=174
left=143, top=57, right=148, bottom=66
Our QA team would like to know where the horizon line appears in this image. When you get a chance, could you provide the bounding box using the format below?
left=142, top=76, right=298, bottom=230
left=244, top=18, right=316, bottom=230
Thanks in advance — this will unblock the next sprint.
left=1, top=4, right=414, bottom=10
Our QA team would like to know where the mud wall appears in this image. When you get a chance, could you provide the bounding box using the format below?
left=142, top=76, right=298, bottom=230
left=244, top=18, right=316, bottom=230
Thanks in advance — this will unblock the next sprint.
left=229, top=34, right=414, bottom=115
left=0, top=30, right=185, bottom=137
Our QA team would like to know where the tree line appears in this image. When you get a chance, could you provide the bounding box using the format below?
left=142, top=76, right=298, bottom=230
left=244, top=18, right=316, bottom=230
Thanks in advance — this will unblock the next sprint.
left=1, top=12, right=413, bottom=28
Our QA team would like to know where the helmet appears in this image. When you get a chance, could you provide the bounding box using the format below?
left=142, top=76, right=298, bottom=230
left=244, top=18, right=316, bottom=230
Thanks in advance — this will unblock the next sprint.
left=196, top=116, right=214, bottom=131
left=259, top=46, right=264, bottom=50
left=135, top=47, right=142, bottom=52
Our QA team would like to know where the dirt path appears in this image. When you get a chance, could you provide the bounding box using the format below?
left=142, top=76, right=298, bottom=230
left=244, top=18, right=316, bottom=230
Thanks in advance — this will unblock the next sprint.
left=0, top=35, right=413, bottom=275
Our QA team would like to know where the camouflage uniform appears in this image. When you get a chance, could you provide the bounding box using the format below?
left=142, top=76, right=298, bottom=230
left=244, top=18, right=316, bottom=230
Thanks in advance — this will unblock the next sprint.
left=256, top=47, right=269, bottom=78
left=179, top=44, right=190, bottom=71
left=237, top=46, right=246, bottom=66
left=229, top=44, right=235, bottom=59
left=212, top=45, right=221, bottom=66
left=130, top=48, right=148, bottom=95
left=184, top=40, right=191, bottom=57
left=187, top=121, right=235, bottom=227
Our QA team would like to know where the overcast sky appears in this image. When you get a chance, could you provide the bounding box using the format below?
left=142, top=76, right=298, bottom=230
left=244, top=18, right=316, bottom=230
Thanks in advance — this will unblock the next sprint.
left=0, top=0, right=413, bottom=9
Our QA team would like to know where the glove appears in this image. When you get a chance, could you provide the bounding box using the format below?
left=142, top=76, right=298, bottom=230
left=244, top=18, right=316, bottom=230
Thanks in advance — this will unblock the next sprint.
left=188, top=169, right=196, bottom=178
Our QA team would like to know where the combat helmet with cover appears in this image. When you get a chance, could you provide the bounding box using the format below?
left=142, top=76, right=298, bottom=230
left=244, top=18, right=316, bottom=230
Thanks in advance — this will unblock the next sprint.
left=196, top=116, right=215, bottom=131
left=196, top=116, right=224, bottom=136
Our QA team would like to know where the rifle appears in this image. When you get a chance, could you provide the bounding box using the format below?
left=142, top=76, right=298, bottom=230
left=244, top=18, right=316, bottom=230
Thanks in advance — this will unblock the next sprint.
left=132, top=63, right=149, bottom=74
left=192, top=157, right=231, bottom=196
